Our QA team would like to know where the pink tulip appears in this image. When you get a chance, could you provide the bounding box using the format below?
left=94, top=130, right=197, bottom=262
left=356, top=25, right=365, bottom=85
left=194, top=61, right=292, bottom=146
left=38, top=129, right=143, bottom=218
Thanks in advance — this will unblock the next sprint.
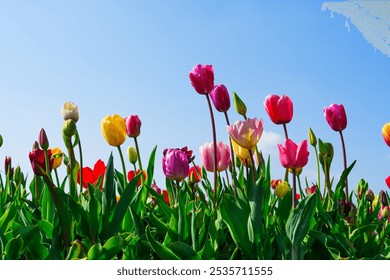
left=264, top=94, right=293, bottom=125
left=199, top=142, right=230, bottom=172
left=162, top=148, right=189, bottom=181
left=210, top=84, right=230, bottom=112
left=278, top=139, right=309, bottom=170
left=189, top=64, right=214, bottom=95
left=323, top=104, right=347, bottom=132
left=125, top=115, right=142, bottom=138
left=226, top=118, right=263, bottom=150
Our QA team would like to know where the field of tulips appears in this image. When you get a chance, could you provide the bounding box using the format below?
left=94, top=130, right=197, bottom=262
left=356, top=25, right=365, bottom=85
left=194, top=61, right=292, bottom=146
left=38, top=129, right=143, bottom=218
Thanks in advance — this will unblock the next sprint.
left=1, top=64, right=390, bottom=260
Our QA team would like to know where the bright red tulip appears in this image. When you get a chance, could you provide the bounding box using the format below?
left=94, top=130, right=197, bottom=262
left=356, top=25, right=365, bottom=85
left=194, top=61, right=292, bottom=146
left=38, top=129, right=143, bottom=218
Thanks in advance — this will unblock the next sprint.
left=77, top=159, right=106, bottom=190
left=189, top=64, right=214, bottom=95
left=382, top=122, right=390, bottom=147
left=210, top=84, right=230, bottom=112
left=323, top=104, right=347, bottom=131
left=125, top=115, right=142, bottom=138
left=29, top=148, right=53, bottom=176
left=188, top=165, right=202, bottom=183
left=264, top=94, right=293, bottom=125
left=278, top=139, right=309, bottom=170
left=386, top=176, right=390, bottom=189
left=162, top=148, right=190, bottom=181
left=199, top=142, right=230, bottom=172
left=127, top=169, right=147, bottom=186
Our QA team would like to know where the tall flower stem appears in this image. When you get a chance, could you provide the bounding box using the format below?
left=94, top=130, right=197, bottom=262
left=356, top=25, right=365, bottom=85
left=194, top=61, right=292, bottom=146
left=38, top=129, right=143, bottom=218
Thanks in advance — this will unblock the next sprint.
left=224, top=111, right=237, bottom=196
left=134, top=137, right=143, bottom=172
left=292, top=171, right=297, bottom=208
left=248, top=149, right=257, bottom=182
left=77, top=132, right=84, bottom=196
left=313, top=146, right=321, bottom=191
left=339, top=130, right=349, bottom=201
left=205, top=94, right=218, bottom=208
left=117, top=146, right=127, bottom=190
left=67, top=137, right=77, bottom=199
left=283, top=123, right=289, bottom=183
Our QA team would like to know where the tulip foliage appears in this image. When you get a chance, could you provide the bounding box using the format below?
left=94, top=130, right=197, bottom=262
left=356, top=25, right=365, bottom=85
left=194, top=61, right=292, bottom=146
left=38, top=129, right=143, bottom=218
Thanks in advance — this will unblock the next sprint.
left=1, top=65, right=390, bottom=260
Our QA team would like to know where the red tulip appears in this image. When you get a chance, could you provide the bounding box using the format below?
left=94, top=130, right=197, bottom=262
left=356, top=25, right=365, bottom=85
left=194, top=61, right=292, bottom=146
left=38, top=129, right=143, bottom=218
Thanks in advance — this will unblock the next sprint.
left=323, top=104, right=347, bottom=131
left=188, top=165, right=202, bottom=183
left=189, top=64, right=214, bottom=95
left=125, top=115, right=142, bottom=138
left=127, top=169, right=147, bottom=186
left=77, top=159, right=106, bottom=190
left=210, top=84, right=230, bottom=112
left=278, top=139, right=309, bottom=170
left=29, top=148, right=53, bottom=176
left=264, top=94, right=293, bottom=125
left=163, top=190, right=170, bottom=205
left=386, top=176, right=390, bottom=189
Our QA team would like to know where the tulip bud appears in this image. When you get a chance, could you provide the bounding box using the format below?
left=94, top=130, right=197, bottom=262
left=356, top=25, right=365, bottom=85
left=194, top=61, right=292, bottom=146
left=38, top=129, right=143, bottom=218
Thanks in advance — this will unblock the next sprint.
left=366, top=189, right=374, bottom=202
left=61, top=101, right=79, bottom=122
left=38, top=128, right=49, bottom=151
left=0, top=134, right=3, bottom=148
left=4, top=156, right=11, bottom=175
left=127, top=146, right=138, bottom=164
left=274, top=181, right=290, bottom=198
left=125, top=115, right=142, bottom=138
left=308, top=127, right=317, bottom=147
left=210, top=84, right=230, bottom=113
left=323, top=103, right=347, bottom=132
left=232, top=91, right=247, bottom=118
left=381, top=206, right=390, bottom=219
left=380, top=190, right=388, bottom=206
left=63, top=119, right=77, bottom=138
left=13, top=166, right=21, bottom=183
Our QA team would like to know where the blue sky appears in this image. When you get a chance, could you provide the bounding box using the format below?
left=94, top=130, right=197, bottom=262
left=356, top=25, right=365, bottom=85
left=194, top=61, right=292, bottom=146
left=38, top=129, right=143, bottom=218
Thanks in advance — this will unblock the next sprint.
left=0, top=1, right=389, bottom=196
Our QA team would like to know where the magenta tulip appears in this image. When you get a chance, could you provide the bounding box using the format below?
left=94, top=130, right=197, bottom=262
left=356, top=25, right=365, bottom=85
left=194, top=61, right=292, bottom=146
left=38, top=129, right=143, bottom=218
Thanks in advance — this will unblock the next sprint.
left=199, top=142, right=230, bottom=172
left=189, top=64, right=214, bottom=95
left=278, top=139, right=309, bottom=170
left=210, top=84, right=230, bottom=112
left=162, top=148, right=189, bottom=181
left=125, top=115, right=142, bottom=138
left=264, top=94, right=293, bottom=125
left=29, top=148, right=53, bottom=176
left=323, top=104, right=347, bottom=131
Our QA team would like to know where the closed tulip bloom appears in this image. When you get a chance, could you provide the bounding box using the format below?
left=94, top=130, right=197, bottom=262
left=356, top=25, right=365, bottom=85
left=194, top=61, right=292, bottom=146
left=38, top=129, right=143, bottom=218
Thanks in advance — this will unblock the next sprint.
left=323, top=104, right=347, bottom=131
left=50, top=147, right=63, bottom=169
left=264, top=94, right=293, bottom=125
left=189, top=64, right=214, bottom=94
left=382, top=122, right=390, bottom=147
left=61, top=101, right=79, bottom=122
left=162, top=148, right=189, bottom=181
left=227, top=118, right=263, bottom=150
left=125, top=115, right=142, bottom=138
left=101, top=114, right=126, bottom=147
left=278, top=139, right=309, bottom=170
left=29, top=148, right=53, bottom=176
left=210, top=84, right=230, bottom=112
left=274, top=181, right=290, bottom=198
left=199, top=142, right=230, bottom=172
left=188, top=165, right=202, bottom=183
left=38, top=128, right=49, bottom=151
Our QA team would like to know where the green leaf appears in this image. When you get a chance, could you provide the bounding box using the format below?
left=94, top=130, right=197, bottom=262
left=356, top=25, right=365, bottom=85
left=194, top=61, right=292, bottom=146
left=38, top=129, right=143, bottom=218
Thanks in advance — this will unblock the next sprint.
left=286, top=194, right=317, bottom=248
left=334, top=160, right=356, bottom=201
left=88, top=184, right=101, bottom=243
left=102, top=153, right=116, bottom=221
left=170, top=241, right=201, bottom=260
left=145, top=225, right=179, bottom=260
left=145, top=146, right=157, bottom=188
left=87, top=235, right=125, bottom=260
left=4, top=235, right=24, bottom=260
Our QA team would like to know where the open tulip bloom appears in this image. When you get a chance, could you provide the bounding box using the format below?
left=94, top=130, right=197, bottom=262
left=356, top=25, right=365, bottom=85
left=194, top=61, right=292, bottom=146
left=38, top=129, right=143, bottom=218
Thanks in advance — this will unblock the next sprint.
left=227, top=118, right=263, bottom=150
left=199, top=142, right=230, bottom=172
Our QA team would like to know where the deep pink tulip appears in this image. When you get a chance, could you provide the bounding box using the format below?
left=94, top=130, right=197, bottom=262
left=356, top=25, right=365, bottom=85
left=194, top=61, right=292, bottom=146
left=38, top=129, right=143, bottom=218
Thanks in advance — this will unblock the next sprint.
left=323, top=104, right=347, bottom=132
left=162, top=148, right=189, bottom=181
left=210, top=84, right=230, bottom=112
left=227, top=118, right=263, bottom=150
left=125, top=115, right=142, bottom=138
left=264, top=94, right=293, bottom=125
left=278, top=139, right=309, bottom=170
left=199, top=142, right=230, bottom=172
left=189, top=64, right=214, bottom=95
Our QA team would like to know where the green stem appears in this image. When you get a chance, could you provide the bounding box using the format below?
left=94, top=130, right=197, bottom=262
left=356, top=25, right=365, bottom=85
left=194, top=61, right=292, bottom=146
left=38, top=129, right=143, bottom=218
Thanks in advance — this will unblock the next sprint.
left=134, top=137, right=143, bottom=171
left=117, top=146, right=127, bottom=190
left=224, top=111, right=237, bottom=196
left=314, top=146, right=321, bottom=190
left=292, top=172, right=297, bottom=208
left=248, top=149, right=257, bottom=182
left=67, top=137, right=77, bottom=199
left=77, top=134, right=84, bottom=196
left=205, top=94, right=218, bottom=208
left=339, top=130, right=349, bottom=201
left=54, top=169, right=61, bottom=189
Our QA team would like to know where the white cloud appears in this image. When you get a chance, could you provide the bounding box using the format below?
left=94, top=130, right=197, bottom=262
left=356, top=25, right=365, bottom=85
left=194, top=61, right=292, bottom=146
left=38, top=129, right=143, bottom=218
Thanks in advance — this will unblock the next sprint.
left=258, top=130, right=283, bottom=158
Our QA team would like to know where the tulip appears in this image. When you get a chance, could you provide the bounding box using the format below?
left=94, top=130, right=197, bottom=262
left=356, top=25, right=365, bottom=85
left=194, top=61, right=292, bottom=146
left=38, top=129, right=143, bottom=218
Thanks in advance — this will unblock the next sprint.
left=189, top=64, right=214, bottom=95
left=163, top=190, right=170, bottom=205
left=188, top=165, right=202, bottom=183
left=77, top=159, right=106, bottom=190
left=382, top=122, right=390, bottom=147
left=127, top=146, right=138, bottom=164
left=29, top=148, right=53, bottom=176
left=127, top=169, right=147, bottom=187
left=125, top=115, right=142, bottom=138
left=278, top=139, right=309, bottom=170
left=323, top=103, right=347, bottom=132
left=274, top=181, right=290, bottom=198
left=50, top=147, right=63, bottom=169
left=264, top=94, right=293, bottom=125
left=63, top=119, right=77, bottom=139
left=366, top=189, right=374, bottom=202
left=308, top=127, right=317, bottom=147
left=386, top=176, right=390, bottom=189
left=231, top=139, right=253, bottom=160
left=232, top=92, right=247, bottom=119
left=271, top=179, right=282, bottom=190
left=162, top=148, right=190, bottom=181
left=0, top=134, right=3, bottom=147
left=101, top=114, right=126, bottom=147
left=199, top=142, right=230, bottom=172
left=39, top=128, right=49, bottom=151
left=227, top=118, right=263, bottom=150
left=210, top=84, right=230, bottom=112
left=61, top=101, right=79, bottom=122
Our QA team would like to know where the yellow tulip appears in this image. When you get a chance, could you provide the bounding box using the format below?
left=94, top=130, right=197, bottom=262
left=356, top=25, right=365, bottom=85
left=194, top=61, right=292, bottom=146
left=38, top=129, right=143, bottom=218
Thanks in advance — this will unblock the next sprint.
left=50, top=147, right=63, bottom=169
left=231, top=139, right=254, bottom=160
left=274, top=181, right=290, bottom=198
left=101, top=114, right=126, bottom=147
